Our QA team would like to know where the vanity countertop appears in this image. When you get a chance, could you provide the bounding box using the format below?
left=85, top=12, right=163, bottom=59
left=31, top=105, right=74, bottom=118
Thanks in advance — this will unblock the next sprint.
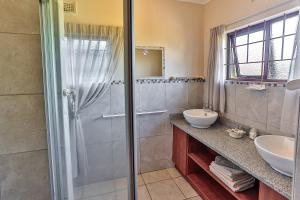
left=170, top=118, right=292, bottom=199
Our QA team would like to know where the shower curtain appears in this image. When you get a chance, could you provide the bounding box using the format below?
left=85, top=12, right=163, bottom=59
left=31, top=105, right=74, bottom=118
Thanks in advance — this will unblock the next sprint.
left=64, top=23, right=123, bottom=177
left=205, top=25, right=226, bottom=113
left=280, top=20, right=300, bottom=137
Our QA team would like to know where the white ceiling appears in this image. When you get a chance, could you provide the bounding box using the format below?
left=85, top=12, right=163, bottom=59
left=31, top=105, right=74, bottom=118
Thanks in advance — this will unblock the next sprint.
left=177, top=0, right=210, bottom=5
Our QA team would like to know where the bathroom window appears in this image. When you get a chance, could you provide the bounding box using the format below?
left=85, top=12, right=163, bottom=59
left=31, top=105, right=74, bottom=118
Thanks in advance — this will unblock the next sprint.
left=73, top=39, right=107, bottom=51
left=226, top=11, right=299, bottom=81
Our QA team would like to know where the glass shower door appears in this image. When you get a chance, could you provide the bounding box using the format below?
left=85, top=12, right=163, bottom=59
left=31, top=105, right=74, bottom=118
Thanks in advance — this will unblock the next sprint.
left=40, top=0, right=137, bottom=199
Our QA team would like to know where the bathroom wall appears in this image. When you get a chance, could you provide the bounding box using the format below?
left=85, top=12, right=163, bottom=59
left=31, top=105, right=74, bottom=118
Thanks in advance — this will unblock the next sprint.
left=203, top=0, right=299, bottom=75
left=0, top=1, right=50, bottom=200
left=203, top=0, right=299, bottom=135
left=64, top=0, right=204, bottom=78
left=224, top=81, right=287, bottom=135
left=76, top=79, right=204, bottom=185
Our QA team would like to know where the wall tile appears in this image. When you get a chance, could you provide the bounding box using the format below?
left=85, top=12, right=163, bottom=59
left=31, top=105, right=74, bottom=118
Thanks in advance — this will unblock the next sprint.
left=235, top=85, right=267, bottom=124
left=80, top=88, right=111, bottom=118
left=135, top=83, right=141, bottom=112
left=0, top=33, right=43, bottom=95
left=0, top=150, right=50, bottom=200
left=225, top=83, right=236, bottom=114
left=112, top=138, right=140, bottom=178
left=111, top=116, right=140, bottom=140
left=110, top=84, right=125, bottom=114
left=112, top=117, right=126, bottom=141
left=0, top=95, right=46, bottom=155
left=166, top=82, right=188, bottom=112
left=82, top=118, right=112, bottom=145
left=235, top=115, right=267, bottom=131
left=188, top=82, right=203, bottom=108
left=112, top=140, right=129, bottom=179
left=139, top=113, right=170, bottom=138
left=140, top=135, right=173, bottom=173
left=140, top=83, right=166, bottom=112
left=223, top=84, right=289, bottom=134
left=267, top=87, right=285, bottom=133
left=0, top=0, right=40, bottom=34
left=76, top=142, right=113, bottom=185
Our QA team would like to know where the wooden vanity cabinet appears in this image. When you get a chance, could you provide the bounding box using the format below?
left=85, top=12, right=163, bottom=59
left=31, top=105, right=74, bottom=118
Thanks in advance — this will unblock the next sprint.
left=259, top=182, right=288, bottom=200
left=172, top=126, right=188, bottom=176
left=172, top=125, right=288, bottom=200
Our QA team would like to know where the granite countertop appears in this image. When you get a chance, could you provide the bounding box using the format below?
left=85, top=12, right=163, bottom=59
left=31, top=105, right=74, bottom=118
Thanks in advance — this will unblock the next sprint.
left=171, top=118, right=292, bottom=199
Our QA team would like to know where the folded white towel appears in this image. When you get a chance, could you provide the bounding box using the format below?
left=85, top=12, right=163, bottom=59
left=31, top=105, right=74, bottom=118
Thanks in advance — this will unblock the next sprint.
left=209, top=165, right=255, bottom=192
left=215, top=156, right=240, bottom=169
left=210, top=162, right=253, bottom=183
left=210, top=161, right=248, bottom=181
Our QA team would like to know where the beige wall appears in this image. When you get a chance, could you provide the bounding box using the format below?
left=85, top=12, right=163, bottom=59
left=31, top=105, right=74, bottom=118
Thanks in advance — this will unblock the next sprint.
left=0, top=0, right=50, bottom=199
left=65, top=0, right=204, bottom=78
left=203, top=0, right=299, bottom=77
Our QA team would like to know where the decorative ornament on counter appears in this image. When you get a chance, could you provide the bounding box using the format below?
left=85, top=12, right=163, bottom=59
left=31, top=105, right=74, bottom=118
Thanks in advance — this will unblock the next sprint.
left=249, top=128, right=258, bottom=140
left=226, top=128, right=246, bottom=139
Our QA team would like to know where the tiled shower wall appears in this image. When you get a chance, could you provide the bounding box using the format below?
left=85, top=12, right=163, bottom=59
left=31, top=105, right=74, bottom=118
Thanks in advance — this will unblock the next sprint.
left=224, top=81, right=286, bottom=135
left=78, top=80, right=204, bottom=184
left=0, top=1, right=50, bottom=200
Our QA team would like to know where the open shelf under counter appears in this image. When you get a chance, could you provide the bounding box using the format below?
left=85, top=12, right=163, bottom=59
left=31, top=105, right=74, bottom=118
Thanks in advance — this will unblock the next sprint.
left=188, top=152, right=259, bottom=200
left=186, top=171, right=236, bottom=200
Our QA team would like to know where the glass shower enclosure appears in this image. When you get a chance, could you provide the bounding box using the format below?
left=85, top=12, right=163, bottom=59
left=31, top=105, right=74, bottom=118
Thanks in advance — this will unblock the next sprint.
left=39, top=0, right=137, bottom=199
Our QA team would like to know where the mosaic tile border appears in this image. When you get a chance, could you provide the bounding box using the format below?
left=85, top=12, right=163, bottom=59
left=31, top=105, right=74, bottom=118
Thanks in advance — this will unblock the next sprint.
left=111, top=77, right=205, bottom=85
left=225, top=80, right=286, bottom=87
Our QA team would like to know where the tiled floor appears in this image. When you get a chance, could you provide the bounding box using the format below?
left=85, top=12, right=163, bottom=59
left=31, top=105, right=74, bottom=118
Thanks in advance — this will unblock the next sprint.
left=76, top=168, right=203, bottom=200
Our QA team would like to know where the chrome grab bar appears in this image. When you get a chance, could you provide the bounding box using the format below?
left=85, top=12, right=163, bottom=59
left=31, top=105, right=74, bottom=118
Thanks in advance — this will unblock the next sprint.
left=102, top=110, right=168, bottom=118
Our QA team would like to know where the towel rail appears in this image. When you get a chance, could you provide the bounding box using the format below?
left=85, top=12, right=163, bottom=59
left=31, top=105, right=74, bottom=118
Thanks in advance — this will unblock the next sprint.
left=102, top=110, right=168, bottom=118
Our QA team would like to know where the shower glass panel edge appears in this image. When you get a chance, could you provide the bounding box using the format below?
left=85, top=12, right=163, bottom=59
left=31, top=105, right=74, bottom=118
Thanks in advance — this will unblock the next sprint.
left=39, top=0, right=138, bottom=199
left=39, top=0, right=68, bottom=199
left=123, top=0, right=138, bottom=199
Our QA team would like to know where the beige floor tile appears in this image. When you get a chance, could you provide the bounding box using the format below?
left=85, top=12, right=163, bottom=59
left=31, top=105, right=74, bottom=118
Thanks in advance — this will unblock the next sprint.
left=138, top=175, right=145, bottom=186
left=174, top=177, right=198, bottom=198
left=138, top=186, right=151, bottom=200
left=147, top=179, right=185, bottom=200
left=142, top=169, right=171, bottom=184
left=187, top=196, right=203, bottom=200
left=167, top=167, right=182, bottom=178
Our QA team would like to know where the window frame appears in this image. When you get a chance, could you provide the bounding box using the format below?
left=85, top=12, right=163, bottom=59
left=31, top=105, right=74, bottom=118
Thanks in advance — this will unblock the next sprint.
left=226, top=11, right=299, bottom=82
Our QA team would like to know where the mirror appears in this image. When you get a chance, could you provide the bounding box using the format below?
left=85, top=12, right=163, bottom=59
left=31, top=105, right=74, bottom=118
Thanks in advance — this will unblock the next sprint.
left=135, top=46, right=165, bottom=78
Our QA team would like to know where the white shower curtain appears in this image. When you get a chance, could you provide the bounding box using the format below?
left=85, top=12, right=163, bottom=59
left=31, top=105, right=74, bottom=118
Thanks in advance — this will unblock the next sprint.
left=280, top=20, right=300, bottom=137
left=64, top=23, right=123, bottom=177
left=205, top=25, right=226, bottom=113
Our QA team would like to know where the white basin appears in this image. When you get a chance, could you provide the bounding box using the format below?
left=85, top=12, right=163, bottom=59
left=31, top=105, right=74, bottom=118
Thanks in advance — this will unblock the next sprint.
left=183, top=109, right=218, bottom=128
left=254, top=135, right=295, bottom=177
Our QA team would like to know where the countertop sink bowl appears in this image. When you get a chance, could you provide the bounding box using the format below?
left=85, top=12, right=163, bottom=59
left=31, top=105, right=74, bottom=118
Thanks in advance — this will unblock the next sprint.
left=183, top=109, right=218, bottom=129
left=254, top=135, right=295, bottom=177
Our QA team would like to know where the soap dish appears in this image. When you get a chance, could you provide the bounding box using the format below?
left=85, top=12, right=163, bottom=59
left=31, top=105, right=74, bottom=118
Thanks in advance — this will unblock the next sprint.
left=226, top=128, right=246, bottom=139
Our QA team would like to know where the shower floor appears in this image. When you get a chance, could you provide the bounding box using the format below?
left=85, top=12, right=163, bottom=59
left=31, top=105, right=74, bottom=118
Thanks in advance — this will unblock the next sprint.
left=75, top=168, right=203, bottom=200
